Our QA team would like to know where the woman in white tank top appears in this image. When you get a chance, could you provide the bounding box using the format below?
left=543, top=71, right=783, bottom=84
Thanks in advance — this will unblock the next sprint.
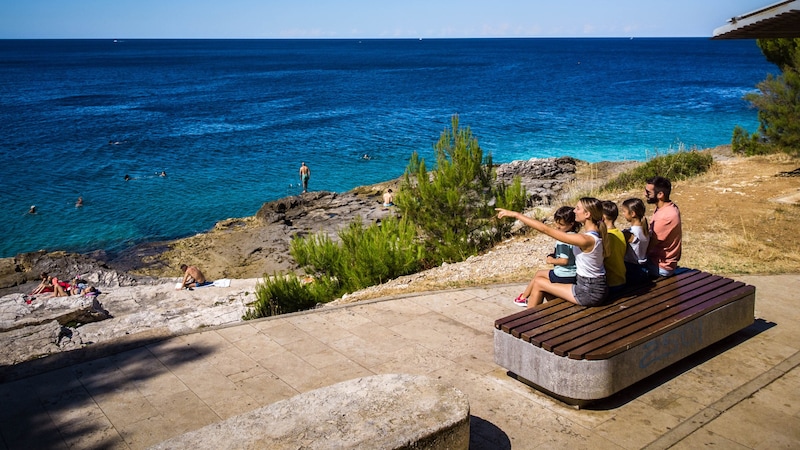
left=497, top=197, right=610, bottom=307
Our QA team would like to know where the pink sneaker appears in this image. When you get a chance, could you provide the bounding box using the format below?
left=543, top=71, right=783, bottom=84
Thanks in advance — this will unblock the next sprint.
left=513, top=294, right=528, bottom=307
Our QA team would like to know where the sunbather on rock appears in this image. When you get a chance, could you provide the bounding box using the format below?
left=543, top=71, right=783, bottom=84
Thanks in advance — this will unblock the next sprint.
left=179, top=264, right=208, bottom=289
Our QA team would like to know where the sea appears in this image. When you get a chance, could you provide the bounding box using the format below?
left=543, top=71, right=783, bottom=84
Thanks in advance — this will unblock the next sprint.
left=0, top=38, right=776, bottom=258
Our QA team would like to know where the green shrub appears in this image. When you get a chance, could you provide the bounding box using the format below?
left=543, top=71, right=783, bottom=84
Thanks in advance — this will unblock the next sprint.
left=602, top=150, right=714, bottom=192
left=732, top=125, right=772, bottom=156
left=744, top=69, right=800, bottom=155
left=290, top=232, right=341, bottom=273
left=242, top=214, right=426, bottom=320
left=734, top=38, right=800, bottom=156
left=243, top=272, right=338, bottom=320
left=395, top=115, right=526, bottom=266
left=334, top=215, right=423, bottom=291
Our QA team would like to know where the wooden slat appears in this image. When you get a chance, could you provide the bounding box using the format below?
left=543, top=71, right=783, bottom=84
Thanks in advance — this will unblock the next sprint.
left=493, top=299, right=568, bottom=331
left=512, top=307, right=586, bottom=341
left=582, top=285, right=755, bottom=360
left=560, top=280, right=747, bottom=359
left=534, top=273, right=721, bottom=351
left=493, top=269, right=701, bottom=333
left=501, top=301, right=575, bottom=337
left=551, top=277, right=742, bottom=358
left=516, top=271, right=707, bottom=344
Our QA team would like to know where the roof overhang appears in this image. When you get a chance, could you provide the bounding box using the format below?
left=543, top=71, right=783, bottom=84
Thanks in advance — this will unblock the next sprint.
left=712, top=0, right=800, bottom=39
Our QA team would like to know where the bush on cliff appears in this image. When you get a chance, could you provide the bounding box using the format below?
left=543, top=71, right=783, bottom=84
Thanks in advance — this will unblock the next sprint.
left=290, top=214, right=423, bottom=291
left=601, top=150, right=713, bottom=192
left=245, top=215, right=423, bottom=319
left=396, top=115, right=527, bottom=266
left=243, top=272, right=338, bottom=319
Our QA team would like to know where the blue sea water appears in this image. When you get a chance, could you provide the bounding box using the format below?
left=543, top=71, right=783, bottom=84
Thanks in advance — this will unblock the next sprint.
left=0, top=38, right=776, bottom=258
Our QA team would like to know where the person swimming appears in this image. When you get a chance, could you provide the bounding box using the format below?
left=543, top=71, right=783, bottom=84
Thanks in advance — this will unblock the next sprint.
left=75, top=197, right=83, bottom=207
left=28, top=205, right=36, bottom=214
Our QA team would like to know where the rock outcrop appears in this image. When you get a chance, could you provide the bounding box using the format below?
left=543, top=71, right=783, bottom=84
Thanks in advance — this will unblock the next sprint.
left=0, top=250, right=156, bottom=292
left=496, top=156, right=577, bottom=205
left=0, top=279, right=259, bottom=372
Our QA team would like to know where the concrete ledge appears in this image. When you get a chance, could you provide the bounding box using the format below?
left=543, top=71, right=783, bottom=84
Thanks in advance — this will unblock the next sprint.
left=494, top=295, right=755, bottom=403
left=150, top=373, right=470, bottom=450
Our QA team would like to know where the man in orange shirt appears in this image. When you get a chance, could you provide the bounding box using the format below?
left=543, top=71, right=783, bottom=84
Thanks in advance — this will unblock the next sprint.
left=645, top=176, right=682, bottom=277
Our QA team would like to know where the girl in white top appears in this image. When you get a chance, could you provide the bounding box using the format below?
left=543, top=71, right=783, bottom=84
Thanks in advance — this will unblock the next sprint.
left=621, top=198, right=650, bottom=264
left=620, top=197, right=651, bottom=286
left=497, top=197, right=610, bottom=307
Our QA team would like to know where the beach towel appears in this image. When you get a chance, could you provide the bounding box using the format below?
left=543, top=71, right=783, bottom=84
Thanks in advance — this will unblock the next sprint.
left=212, top=279, right=231, bottom=288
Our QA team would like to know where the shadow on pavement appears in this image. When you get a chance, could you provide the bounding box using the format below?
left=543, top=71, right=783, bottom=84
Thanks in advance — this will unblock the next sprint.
left=585, top=318, right=777, bottom=410
left=470, top=415, right=512, bottom=450
left=0, top=333, right=214, bottom=449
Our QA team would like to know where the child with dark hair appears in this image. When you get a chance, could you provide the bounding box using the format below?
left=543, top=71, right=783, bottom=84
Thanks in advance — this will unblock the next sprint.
left=621, top=198, right=650, bottom=285
left=602, top=200, right=627, bottom=295
left=513, top=206, right=581, bottom=306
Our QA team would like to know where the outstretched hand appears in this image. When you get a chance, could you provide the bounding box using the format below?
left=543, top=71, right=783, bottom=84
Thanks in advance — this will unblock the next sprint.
left=495, top=208, right=517, bottom=220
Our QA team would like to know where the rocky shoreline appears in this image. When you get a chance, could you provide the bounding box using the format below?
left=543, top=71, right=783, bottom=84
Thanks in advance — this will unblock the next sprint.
left=4, top=149, right=798, bottom=376
left=0, top=157, right=584, bottom=371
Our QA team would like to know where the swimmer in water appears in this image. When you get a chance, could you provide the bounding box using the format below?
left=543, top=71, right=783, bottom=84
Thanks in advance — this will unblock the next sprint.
left=28, top=205, right=37, bottom=214
left=76, top=197, right=83, bottom=207
left=124, top=174, right=131, bottom=181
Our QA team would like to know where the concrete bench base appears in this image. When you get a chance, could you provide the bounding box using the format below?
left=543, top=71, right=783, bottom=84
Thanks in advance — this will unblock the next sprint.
left=150, top=373, right=470, bottom=450
left=494, top=295, right=755, bottom=404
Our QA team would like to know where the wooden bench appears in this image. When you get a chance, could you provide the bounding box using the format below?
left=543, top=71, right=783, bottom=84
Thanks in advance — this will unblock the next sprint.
left=494, top=269, right=755, bottom=405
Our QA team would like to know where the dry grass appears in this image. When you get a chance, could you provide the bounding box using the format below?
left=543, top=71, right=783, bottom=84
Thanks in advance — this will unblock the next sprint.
left=606, top=151, right=800, bottom=276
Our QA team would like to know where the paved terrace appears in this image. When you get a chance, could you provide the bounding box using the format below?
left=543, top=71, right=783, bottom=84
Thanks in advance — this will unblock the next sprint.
left=1, top=274, right=798, bottom=449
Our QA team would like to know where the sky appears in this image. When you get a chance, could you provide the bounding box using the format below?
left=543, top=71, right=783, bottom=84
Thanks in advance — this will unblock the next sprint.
left=0, top=0, right=774, bottom=39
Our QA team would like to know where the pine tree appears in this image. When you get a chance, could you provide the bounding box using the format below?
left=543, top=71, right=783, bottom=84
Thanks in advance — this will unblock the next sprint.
left=396, top=115, right=526, bottom=266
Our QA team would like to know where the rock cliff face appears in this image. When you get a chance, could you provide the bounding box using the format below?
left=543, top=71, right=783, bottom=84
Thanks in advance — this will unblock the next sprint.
left=496, top=156, right=577, bottom=205
left=0, top=250, right=155, bottom=293
left=106, top=188, right=401, bottom=280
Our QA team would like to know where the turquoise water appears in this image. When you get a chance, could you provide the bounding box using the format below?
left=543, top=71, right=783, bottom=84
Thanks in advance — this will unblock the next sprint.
left=0, top=38, right=775, bottom=257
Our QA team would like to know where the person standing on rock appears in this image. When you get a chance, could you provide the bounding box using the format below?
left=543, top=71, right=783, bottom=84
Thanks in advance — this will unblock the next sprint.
left=180, top=264, right=208, bottom=289
left=299, top=162, right=310, bottom=193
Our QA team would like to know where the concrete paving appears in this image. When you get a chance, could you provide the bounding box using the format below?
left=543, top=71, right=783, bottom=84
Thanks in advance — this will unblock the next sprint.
left=0, top=274, right=798, bottom=449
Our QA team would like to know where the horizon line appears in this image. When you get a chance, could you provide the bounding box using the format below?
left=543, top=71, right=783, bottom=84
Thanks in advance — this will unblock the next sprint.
left=0, top=36, right=721, bottom=41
